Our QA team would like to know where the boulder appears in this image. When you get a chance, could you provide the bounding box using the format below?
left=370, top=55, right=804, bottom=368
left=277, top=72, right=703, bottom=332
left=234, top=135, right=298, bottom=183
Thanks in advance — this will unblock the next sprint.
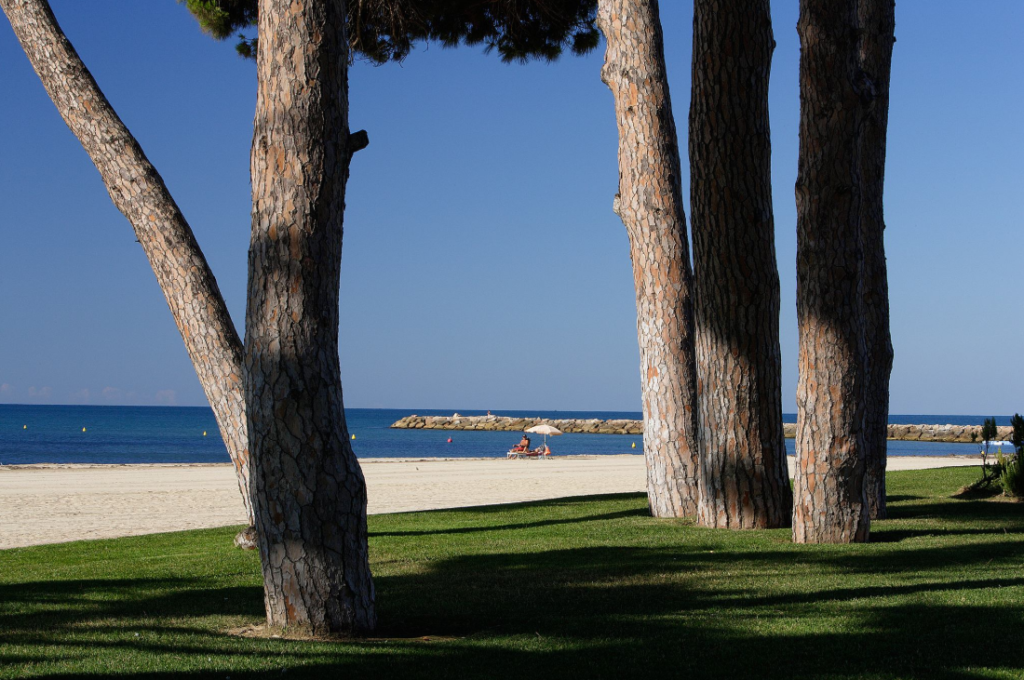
left=234, top=525, right=258, bottom=551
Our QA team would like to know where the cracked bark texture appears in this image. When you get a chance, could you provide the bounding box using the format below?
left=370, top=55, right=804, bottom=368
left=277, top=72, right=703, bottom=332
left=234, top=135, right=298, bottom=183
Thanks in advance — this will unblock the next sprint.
left=793, top=0, right=870, bottom=543
left=2, top=0, right=253, bottom=525
left=247, top=0, right=375, bottom=634
left=858, top=0, right=895, bottom=521
left=689, top=0, right=792, bottom=529
left=596, top=0, right=700, bottom=517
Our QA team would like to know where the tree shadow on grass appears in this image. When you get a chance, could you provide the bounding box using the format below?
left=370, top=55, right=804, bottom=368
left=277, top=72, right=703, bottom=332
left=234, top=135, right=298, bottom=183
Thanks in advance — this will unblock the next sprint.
left=370, top=508, right=648, bottom=537
left=8, top=493, right=1024, bottom=679
left=884, top=494, right=924, bottom=503
left=0, top=580, right=263, bottom=635
left=400, top=492, right=651, bottom=515
left=871, top=486, right=1024, bottom=545
left=887, top=496, right=1024, bottom=523
left=13, top=547, right=1024, bottom=680
left=872, top=526, right=1024, bottom=542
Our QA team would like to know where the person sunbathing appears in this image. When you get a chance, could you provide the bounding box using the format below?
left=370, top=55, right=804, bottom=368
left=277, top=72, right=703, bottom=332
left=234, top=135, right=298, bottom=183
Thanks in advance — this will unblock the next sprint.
left=511, top=435, right=531, bottom=452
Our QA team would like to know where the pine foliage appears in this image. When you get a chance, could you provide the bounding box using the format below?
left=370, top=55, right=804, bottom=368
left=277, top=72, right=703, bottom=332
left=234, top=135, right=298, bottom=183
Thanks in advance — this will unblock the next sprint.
left=182, top=0, right=599, bottom=64
left=1011, top=413, right=1024, bottom=455
left=982, top=417, right=998, bottom=445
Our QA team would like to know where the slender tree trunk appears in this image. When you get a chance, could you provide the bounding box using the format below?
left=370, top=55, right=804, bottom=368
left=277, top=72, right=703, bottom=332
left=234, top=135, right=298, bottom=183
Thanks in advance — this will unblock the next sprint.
left=792, top=0, right=870, bottom=543
left=596, top=0, right=700, bottom=518
left=2, top=0, right=253, bottom=526
left=247, top=0, right=375, bottom=635
left=689, top=0, right=792, bottom=529
left=858, top=0, right=896, bottom=521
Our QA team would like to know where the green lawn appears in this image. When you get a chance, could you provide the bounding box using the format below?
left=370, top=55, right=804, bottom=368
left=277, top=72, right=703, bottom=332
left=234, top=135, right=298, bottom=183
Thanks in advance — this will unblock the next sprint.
left=2, top=466, right=1024, bottom=679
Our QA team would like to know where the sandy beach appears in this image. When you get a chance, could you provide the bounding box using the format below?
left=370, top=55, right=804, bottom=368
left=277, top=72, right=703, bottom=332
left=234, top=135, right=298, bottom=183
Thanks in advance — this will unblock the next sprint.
left=0, top=454, right=981, bottom=550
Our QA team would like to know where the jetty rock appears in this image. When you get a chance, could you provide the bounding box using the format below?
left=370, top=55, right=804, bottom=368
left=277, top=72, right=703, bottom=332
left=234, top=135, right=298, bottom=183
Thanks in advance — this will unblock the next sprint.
left=391, top=414, right=643, bottom=435
left=392, top=415, right=1011, bottom=444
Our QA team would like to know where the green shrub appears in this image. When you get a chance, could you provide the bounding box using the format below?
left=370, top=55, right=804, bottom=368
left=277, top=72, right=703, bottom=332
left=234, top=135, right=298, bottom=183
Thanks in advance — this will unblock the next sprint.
left=1011, top=413, right=1024, bottom=455
left=968, top=417, right=1005, bottom=492
left=1000, top=454, right=1024, bottom=498
left=982, top=417, right=998, bottom=445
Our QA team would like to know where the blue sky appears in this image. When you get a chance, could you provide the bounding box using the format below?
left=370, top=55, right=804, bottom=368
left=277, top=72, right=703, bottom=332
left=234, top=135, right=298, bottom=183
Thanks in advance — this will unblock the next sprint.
left=1, top=1, right=1021, bottom=415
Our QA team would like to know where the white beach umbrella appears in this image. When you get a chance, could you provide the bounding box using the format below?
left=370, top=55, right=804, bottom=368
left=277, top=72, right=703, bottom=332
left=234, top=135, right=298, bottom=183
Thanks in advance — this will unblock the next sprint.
left=526, top=423, right=562, bottom=447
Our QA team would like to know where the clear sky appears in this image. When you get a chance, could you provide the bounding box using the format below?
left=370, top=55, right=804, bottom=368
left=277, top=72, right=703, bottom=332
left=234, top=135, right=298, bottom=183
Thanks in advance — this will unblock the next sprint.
left=1, top=1, right=1021, bottom=415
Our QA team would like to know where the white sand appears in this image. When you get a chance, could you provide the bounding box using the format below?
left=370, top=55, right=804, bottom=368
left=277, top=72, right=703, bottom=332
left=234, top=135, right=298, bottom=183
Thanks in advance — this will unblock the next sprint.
left=0, top=454, right=981, bottom=550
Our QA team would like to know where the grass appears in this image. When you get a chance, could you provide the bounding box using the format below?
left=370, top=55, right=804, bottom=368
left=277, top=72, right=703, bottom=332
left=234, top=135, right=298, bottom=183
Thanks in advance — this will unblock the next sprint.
left=3, top=466, right=1024, bottom=679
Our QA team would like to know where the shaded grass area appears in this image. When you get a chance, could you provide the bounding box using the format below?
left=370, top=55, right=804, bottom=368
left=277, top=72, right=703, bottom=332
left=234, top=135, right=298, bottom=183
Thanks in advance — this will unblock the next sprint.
left=3, top=467, right=1024, bottom=678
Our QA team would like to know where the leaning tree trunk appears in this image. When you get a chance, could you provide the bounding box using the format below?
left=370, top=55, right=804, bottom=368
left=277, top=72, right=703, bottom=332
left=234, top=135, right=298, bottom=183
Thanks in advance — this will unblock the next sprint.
left=2, top=0, right=253, bottom=525
left=246, top=0, right=375, bottom=635
left=858, top=0, right=896, bottom=521
left=689, top=0, right=792, bottom=529
left=596, top=0, right=700, bottom=518
left=792, top=0, right=870, bottom=543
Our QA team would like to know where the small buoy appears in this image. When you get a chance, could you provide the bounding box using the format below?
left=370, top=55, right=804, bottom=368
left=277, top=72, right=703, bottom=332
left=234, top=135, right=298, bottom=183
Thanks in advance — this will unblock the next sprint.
left=631, top=442, right=636, bottom=449
left=447, top=437, right=453, bottom=443
left=82, top=427, right=87, bottom=432
left=23, top=425, right=27, bottom=430
left=203, top=431, right=207, bottom=436
left=351, top=434, right=356, bottom=440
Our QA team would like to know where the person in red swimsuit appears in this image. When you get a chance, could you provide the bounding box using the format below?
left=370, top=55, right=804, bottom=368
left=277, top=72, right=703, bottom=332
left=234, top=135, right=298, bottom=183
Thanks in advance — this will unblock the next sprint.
left=512, top=434, right=531, bottom=452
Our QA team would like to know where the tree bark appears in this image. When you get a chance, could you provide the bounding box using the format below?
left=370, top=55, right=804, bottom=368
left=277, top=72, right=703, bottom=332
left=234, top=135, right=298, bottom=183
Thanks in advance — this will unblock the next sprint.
left=2, top=0, right=253, bottom=525
left=858, top=0, right=895, bottom=521
left=689, top=0, right=792, bottom=529
left=596, top=0, right=700, bottom=518
left=247, top=0, right=375, bottom=635
left=792, top=0, right=870, bottom=543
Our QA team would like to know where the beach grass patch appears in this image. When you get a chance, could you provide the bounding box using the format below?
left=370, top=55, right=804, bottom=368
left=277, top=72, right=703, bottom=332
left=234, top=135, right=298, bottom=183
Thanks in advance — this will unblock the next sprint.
left=3, top=466, right=1024, bottom=678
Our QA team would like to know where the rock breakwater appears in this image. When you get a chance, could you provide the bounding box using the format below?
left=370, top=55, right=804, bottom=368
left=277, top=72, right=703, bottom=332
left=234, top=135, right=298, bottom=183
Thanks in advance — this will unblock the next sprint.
left=391, top=414, right=644, bottom=435
left=391, top=415, right=1011, bottom=444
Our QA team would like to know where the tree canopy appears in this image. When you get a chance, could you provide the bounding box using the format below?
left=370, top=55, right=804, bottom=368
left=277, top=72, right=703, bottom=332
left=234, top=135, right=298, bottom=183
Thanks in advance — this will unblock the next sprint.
left=184, top=0, right=599, bottom=63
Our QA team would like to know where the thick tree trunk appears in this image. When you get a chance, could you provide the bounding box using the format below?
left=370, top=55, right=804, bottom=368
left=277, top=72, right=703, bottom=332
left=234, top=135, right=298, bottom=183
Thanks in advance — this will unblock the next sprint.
left=596, top=0, right=700, bottom=518
left=247, top=0, right=375, bottom=635
left=2, top=0, right=253, bottom=525
left=792, top=0, right=870, bottom=543
left=689, top=0, right=792, bottom=529
left=858, top=0, right=896, bottom=521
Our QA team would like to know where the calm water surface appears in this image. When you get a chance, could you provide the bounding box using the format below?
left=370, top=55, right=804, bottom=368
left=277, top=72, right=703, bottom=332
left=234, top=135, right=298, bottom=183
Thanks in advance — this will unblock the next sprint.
left=0, top=405, right=1008, bottom=465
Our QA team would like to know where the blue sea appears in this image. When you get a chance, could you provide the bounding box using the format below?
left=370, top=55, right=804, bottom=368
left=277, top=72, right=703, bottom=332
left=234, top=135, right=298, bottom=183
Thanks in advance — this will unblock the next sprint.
left=0, top=405, right=1011, bottom=466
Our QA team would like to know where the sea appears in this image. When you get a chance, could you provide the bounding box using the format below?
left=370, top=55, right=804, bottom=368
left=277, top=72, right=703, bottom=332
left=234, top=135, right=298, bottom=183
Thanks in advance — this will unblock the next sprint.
left=0, top=405, right=1013, bottom=466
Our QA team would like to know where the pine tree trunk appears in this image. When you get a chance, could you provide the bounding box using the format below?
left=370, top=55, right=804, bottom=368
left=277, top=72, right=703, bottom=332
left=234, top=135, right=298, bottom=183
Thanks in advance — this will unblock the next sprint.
left=689, top=0, right=792, bottom=529
left=2, top=0, right=253, bottom=525
left=792, top=0, right=870, bottom=543
left=596, top=0, right=700, bottom=518
left=858, top=0, right=895, bottom=521
left=247, top=0, right=375, bottom=635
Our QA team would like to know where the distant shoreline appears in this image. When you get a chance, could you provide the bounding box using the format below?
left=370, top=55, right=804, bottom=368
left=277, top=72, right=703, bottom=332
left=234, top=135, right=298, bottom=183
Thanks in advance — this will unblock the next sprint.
left=391, top=414, right=1012, bottom=444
